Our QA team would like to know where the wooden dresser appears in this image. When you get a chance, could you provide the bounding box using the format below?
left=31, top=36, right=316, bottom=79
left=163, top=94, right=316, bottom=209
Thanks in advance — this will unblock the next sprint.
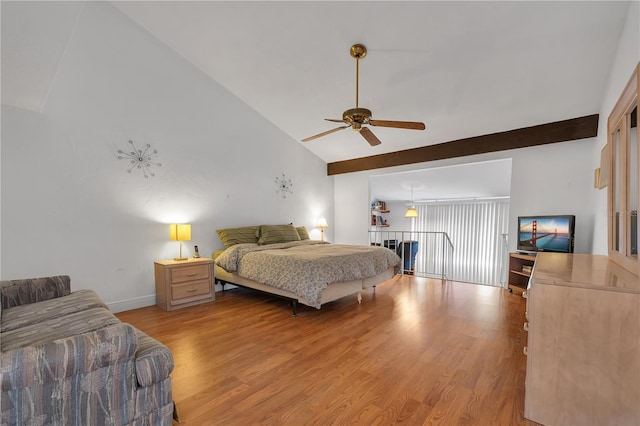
left=524, top=253, right=640, bottom=425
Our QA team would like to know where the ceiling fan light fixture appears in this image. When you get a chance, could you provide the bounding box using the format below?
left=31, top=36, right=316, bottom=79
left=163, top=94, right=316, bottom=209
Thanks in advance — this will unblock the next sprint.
left=301, top=44, right=426, bottom=145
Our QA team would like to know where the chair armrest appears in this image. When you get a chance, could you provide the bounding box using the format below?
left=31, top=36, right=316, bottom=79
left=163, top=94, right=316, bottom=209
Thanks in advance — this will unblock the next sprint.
left=0, top=275, right=71, bottom=309
left=134, top=330, right=174, bottom=387
left=1, top=323, right=137, bottom=391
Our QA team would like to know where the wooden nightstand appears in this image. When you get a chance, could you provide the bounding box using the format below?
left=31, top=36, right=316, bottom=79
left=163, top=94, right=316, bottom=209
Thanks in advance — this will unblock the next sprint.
left=154, top=258, right=215, bottom=311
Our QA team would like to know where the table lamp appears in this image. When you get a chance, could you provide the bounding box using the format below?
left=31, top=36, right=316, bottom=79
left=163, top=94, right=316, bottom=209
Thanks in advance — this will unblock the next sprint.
left=170, top=224, right=191, bottom=261
left=317, top=216, right=328, bottom=241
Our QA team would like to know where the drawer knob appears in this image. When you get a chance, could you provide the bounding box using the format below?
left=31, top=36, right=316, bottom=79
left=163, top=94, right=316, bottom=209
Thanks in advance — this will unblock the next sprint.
left=524, top=322, right=529, bottom=331
left=187, top=288, right=197, bottom=293
left=186, top=273, right=198, bottom=277
left=523, top=346, right=528, bottom=356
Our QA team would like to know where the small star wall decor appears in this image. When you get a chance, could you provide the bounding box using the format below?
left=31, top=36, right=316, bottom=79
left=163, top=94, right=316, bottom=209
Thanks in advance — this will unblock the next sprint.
left=117, top=139, right=161, bottom=178
left=275, top=173, right=293, bottom=198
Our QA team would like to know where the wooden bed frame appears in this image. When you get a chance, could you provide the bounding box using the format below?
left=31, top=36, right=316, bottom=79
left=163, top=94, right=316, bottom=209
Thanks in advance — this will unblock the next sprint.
left=214, top=265, right=395, bottom=315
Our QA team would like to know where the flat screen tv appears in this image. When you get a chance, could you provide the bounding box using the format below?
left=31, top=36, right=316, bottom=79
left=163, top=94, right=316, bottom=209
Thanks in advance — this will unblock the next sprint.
left=517, top=215, right=575, bottom=253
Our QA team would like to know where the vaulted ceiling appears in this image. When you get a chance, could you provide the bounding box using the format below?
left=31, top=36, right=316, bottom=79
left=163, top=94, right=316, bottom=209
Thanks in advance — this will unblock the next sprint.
left=2, top=1, right=631, bottom=166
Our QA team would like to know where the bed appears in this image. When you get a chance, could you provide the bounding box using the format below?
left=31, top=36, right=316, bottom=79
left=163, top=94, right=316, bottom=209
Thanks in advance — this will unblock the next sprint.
left=213, top=224, right=400, bottom=315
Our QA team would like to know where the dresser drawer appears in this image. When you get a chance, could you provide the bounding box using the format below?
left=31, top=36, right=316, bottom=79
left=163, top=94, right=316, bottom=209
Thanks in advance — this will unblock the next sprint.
left=171, top=264, right=210, bottom=284
left=171, top=280, right=211, bottom=302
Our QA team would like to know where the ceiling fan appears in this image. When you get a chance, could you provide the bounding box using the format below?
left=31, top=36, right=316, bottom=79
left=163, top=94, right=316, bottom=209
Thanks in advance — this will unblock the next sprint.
left=302, top=44, right=426, bottom=146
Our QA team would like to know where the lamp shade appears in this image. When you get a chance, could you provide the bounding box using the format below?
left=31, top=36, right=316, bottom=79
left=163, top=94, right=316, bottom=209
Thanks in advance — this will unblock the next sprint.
left=169, top=224, right=191, bottom=241
left=317, top=216, right=329, bottom=228
left=404, top=207, right=418, bottom=218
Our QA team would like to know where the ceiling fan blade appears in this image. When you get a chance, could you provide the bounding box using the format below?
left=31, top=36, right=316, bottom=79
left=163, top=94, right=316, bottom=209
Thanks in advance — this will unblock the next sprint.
left=325, top=118, right=349, bottom=124
left=369, top=120, right=426, bottom=130
left=360, top=127, right=382, bottom=146
left=301, top=125, right=350, bottom=142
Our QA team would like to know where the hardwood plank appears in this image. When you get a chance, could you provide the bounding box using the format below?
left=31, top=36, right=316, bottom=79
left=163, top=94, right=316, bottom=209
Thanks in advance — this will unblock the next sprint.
left=327, top=114, right=598, bottom=175
left=115, top=275, right=540, bottom=425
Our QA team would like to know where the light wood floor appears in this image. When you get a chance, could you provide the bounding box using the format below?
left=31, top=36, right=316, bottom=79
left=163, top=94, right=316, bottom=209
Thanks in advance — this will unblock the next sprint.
left=116, top=275, right=539, bottom=425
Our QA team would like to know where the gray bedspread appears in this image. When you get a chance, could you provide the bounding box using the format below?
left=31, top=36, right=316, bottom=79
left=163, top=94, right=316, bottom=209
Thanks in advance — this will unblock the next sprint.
left=215, top=240, right=401, bottom=308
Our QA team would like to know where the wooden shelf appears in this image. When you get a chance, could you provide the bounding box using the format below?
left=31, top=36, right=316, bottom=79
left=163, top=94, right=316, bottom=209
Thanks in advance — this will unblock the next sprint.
left=371, top=201, right=390, bottom=227
left=510, top=269, right=531, bottom=278
left=508, top=252, right=536, bottom=294
left=510, top=252, right=536, bottom=261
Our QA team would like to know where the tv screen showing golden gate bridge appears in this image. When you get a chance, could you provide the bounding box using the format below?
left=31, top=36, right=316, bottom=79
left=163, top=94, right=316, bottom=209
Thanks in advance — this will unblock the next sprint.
left=518, top=216, right=574, bottom=252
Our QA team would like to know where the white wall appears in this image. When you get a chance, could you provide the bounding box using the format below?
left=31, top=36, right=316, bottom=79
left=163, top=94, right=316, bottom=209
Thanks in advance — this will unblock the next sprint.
left=377, top=201, right=412, bottom=233
left=337, top=3, right=640, bottom=256
left=3, top=2, right=637, bottom=308
left=0, top=2, right=333, bottom=311
left=0, top=99, right=2, bottom=279
left=367, top=201, right=411, bottom=246
left=591, top=1, right=639, bottom=254
left=335, top=138, right=597, bottom=254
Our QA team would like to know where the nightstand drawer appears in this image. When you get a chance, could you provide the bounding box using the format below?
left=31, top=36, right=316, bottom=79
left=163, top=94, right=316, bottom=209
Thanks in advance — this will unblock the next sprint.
left=171, top=264, right=210, bottom=284
left=171, top=280, right=211, bottom=301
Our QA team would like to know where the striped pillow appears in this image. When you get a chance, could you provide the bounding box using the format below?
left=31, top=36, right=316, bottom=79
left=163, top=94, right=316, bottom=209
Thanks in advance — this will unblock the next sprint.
left=296, top=226, right=310, bottom=240
left=216, top=226, right=259, bottom=247
left=258, top=224, right=301, bottom=245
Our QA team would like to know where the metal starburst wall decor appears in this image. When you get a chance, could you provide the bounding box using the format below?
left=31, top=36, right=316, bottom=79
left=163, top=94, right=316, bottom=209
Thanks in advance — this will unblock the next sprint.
left=117, top=139, right=161, bottom=178
left=275, top=173, right=293, bottom=198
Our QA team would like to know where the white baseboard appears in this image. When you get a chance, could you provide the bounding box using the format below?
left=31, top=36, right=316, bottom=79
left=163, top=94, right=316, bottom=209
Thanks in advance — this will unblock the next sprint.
left=108, top=288, right=227, bottom=313
left=108, top=294, right=156, bottom=313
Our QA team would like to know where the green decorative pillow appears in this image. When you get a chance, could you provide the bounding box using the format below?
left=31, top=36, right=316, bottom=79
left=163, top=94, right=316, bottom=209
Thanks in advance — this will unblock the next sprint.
left=258, top=224, right=301, bottom=245
left=216, top=226, right=259, bottom=247
left=296, top=226, right=310, bottom=240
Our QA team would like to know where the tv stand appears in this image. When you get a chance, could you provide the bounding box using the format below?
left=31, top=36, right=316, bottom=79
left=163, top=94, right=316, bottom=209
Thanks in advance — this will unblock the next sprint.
left=508, top=252, right=536, bottom=294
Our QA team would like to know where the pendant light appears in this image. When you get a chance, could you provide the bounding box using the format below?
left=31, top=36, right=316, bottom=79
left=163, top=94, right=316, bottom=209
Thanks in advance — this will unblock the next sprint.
left=405, top=184, right=418, bottom=218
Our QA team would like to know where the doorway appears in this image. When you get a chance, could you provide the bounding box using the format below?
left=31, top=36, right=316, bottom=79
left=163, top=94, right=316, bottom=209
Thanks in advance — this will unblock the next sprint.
left=369, top=159, right=512, bottom=286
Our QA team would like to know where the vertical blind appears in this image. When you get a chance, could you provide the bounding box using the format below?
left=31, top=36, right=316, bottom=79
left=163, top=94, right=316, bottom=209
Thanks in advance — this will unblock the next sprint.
left=412, top=200, right=510, bottom=286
